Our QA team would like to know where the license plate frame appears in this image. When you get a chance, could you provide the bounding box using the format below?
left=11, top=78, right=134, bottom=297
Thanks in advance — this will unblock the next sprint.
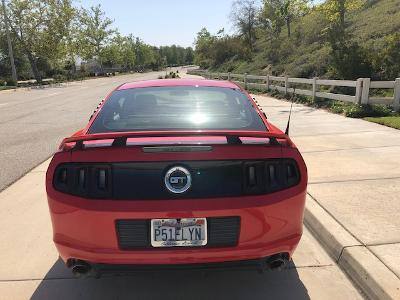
left=150, top=218, right=207, bottom=247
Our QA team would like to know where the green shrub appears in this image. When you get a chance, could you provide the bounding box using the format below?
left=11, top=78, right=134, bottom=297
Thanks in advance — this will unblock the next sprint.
left=266, top=90, right=393, bottom=119
left=53, top=74, right=67, bottom=83
left=5, top=79, right=16, bottom=86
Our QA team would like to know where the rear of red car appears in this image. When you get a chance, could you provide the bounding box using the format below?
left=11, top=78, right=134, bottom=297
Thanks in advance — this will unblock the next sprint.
left=46, top=79, right=307, bottom=276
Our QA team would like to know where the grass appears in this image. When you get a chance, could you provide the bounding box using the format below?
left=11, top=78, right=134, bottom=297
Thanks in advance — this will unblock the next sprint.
left=364, top=116, right=400, bottom=129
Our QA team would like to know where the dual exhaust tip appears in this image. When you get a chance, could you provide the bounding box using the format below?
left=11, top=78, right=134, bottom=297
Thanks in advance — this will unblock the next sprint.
left=67, top=253, right=289, bottom=278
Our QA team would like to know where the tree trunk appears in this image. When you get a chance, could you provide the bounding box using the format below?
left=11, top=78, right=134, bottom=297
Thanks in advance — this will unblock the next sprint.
left=26, top=51, right=42, bottom=83
left=339, top=0, right=345, bottom=30
left=248, top=31, right=253, bottom=52
left=69, top=53, right=76, bottom=75
left=286, top=18, right=291, bottom=37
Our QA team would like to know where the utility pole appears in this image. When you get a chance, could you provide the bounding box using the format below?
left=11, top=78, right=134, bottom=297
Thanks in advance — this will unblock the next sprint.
left=1, top=0, right=17, bottom=84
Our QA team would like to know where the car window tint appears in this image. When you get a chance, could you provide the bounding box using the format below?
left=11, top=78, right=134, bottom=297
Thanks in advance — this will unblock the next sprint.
left=88, top=86, right=266, bottom=133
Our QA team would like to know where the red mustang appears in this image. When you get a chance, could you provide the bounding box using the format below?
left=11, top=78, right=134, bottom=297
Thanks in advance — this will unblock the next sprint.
left=46, top=79, right=307, bottom=277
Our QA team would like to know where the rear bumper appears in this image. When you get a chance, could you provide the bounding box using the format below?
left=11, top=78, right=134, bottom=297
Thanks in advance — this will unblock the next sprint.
left=89, top=253, right=290, bottom=275
left=48, top=189, right=306, bottom=265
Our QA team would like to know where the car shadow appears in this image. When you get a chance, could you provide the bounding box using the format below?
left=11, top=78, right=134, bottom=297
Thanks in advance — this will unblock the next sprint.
left=31, top=258, right=310, bottom=300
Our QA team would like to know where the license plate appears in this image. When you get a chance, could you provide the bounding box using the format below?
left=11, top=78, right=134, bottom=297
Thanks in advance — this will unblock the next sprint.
left=151, top=218, right=207, bottom=247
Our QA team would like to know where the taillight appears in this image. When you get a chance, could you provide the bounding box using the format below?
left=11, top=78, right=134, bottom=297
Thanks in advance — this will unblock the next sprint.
left=53, top=164, right=112, bottom=198
left=245, top=159, right=300, bottom=194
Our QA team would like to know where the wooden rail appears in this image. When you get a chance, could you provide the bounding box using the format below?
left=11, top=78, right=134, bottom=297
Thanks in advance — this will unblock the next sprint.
left=188, top=70, right=400, bottom=111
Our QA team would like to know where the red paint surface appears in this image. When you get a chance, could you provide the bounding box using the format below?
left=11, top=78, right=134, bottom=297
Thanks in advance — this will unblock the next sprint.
left=46, top=79, right=308, bottom=265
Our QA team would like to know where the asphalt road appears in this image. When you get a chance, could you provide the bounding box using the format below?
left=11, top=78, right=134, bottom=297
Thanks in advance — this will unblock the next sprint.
left=0, top=70, right=166, bottom=191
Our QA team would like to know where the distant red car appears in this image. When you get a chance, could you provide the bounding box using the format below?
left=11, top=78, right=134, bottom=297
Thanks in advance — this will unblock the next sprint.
left=46, top=79, right=307, bottom=277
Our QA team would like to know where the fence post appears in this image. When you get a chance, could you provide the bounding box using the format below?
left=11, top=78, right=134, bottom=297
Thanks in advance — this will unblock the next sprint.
left=355, top=78, right=363, bottom=104
left=244, top=73, right=248, bottom=89
left=394, top=78, right=400, bottom=112
left=266, top=75, right=270, bottom=92
left=228, top=72, right=231, bottom=81
left=361, top=78, right=370, bottom=105
left=284, top=75, right=289, bottom=95
left=312, top=77, right=317, bottom=102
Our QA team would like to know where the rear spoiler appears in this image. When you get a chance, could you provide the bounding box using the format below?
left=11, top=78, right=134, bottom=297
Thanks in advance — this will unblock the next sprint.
left=60, top=130, right=293, bottom=151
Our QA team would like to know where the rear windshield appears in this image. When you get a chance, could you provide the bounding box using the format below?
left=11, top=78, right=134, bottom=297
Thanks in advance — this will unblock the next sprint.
left=88, top=86, right=266, bottom=133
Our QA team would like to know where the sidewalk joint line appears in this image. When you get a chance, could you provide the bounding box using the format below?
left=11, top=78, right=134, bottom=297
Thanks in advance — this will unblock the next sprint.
left=303, top=144, right=400, bottom=154
left=309, top=176, right=400, bottom=185
left=0, top=277, right=76, bottom=283
left=292, top=130, right=388, bottom=138
left=366, top=241, right=400, bottom=247
left=288, top=264, right=334, bottom=270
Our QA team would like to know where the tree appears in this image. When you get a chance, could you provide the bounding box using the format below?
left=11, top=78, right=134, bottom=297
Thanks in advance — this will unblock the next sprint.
left=321, top=0, right=367, bottom=79
left=374, top=33, right=400, bottom=80
left=194, top=27, right=248, bottom=69
left=78, top=4, right=115, bottom=71
left=319, top=0, right=365, bottom=32
left=100, top=34, right=124, bottom=68
left=120, top=34, right=136, bottom=70
left=194, top=28, right=214, bottom=68
left=230, top=0, right=259, bottom=51
left=133, top=38, right=156, bottom=70
left=262, top=0, right=310, bottom=37
left=259, top=0, right=284, bottom=37
left=184, top=47, right=194, bottom=65
left=60, top=5, right=81, bottom=75
left=5, top=0, right=75, bottom=82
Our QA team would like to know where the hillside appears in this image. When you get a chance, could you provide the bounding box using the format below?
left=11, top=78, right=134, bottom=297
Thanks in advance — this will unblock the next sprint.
left=201, top=0, right=400, bottom=80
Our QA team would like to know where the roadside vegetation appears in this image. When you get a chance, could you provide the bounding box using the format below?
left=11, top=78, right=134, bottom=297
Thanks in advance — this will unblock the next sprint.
left=193, top=0, right=400, bottom=126
left=245, top=84, right=400, bottom=129
left=194, top=0, right=400, bottom=81
left=0, top=1, right=194, bottom=85
left=158, top=71, right=181, bottom=79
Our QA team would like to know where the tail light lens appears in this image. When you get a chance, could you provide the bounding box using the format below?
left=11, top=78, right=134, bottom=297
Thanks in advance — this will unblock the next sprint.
left=245, top=159, right=300, bottom=194
left=53, top=164, right=112, bottom=198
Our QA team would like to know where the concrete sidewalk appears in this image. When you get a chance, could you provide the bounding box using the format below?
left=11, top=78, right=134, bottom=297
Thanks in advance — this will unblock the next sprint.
left=256, top=95, right=400, bottom=299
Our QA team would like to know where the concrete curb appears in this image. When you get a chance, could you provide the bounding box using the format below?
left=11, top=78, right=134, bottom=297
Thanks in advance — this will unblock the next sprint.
left=304, top=194, right=400, bottom=300
left=0, top=88, right=17, bottom=93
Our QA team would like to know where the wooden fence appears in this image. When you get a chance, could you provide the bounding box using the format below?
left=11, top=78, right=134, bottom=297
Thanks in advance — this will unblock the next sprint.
left=188, top=70, right=400, bottom=112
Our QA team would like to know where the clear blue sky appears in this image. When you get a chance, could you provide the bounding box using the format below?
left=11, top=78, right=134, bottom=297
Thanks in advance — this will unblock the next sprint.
left=82, top=0, right=235, bottom=48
